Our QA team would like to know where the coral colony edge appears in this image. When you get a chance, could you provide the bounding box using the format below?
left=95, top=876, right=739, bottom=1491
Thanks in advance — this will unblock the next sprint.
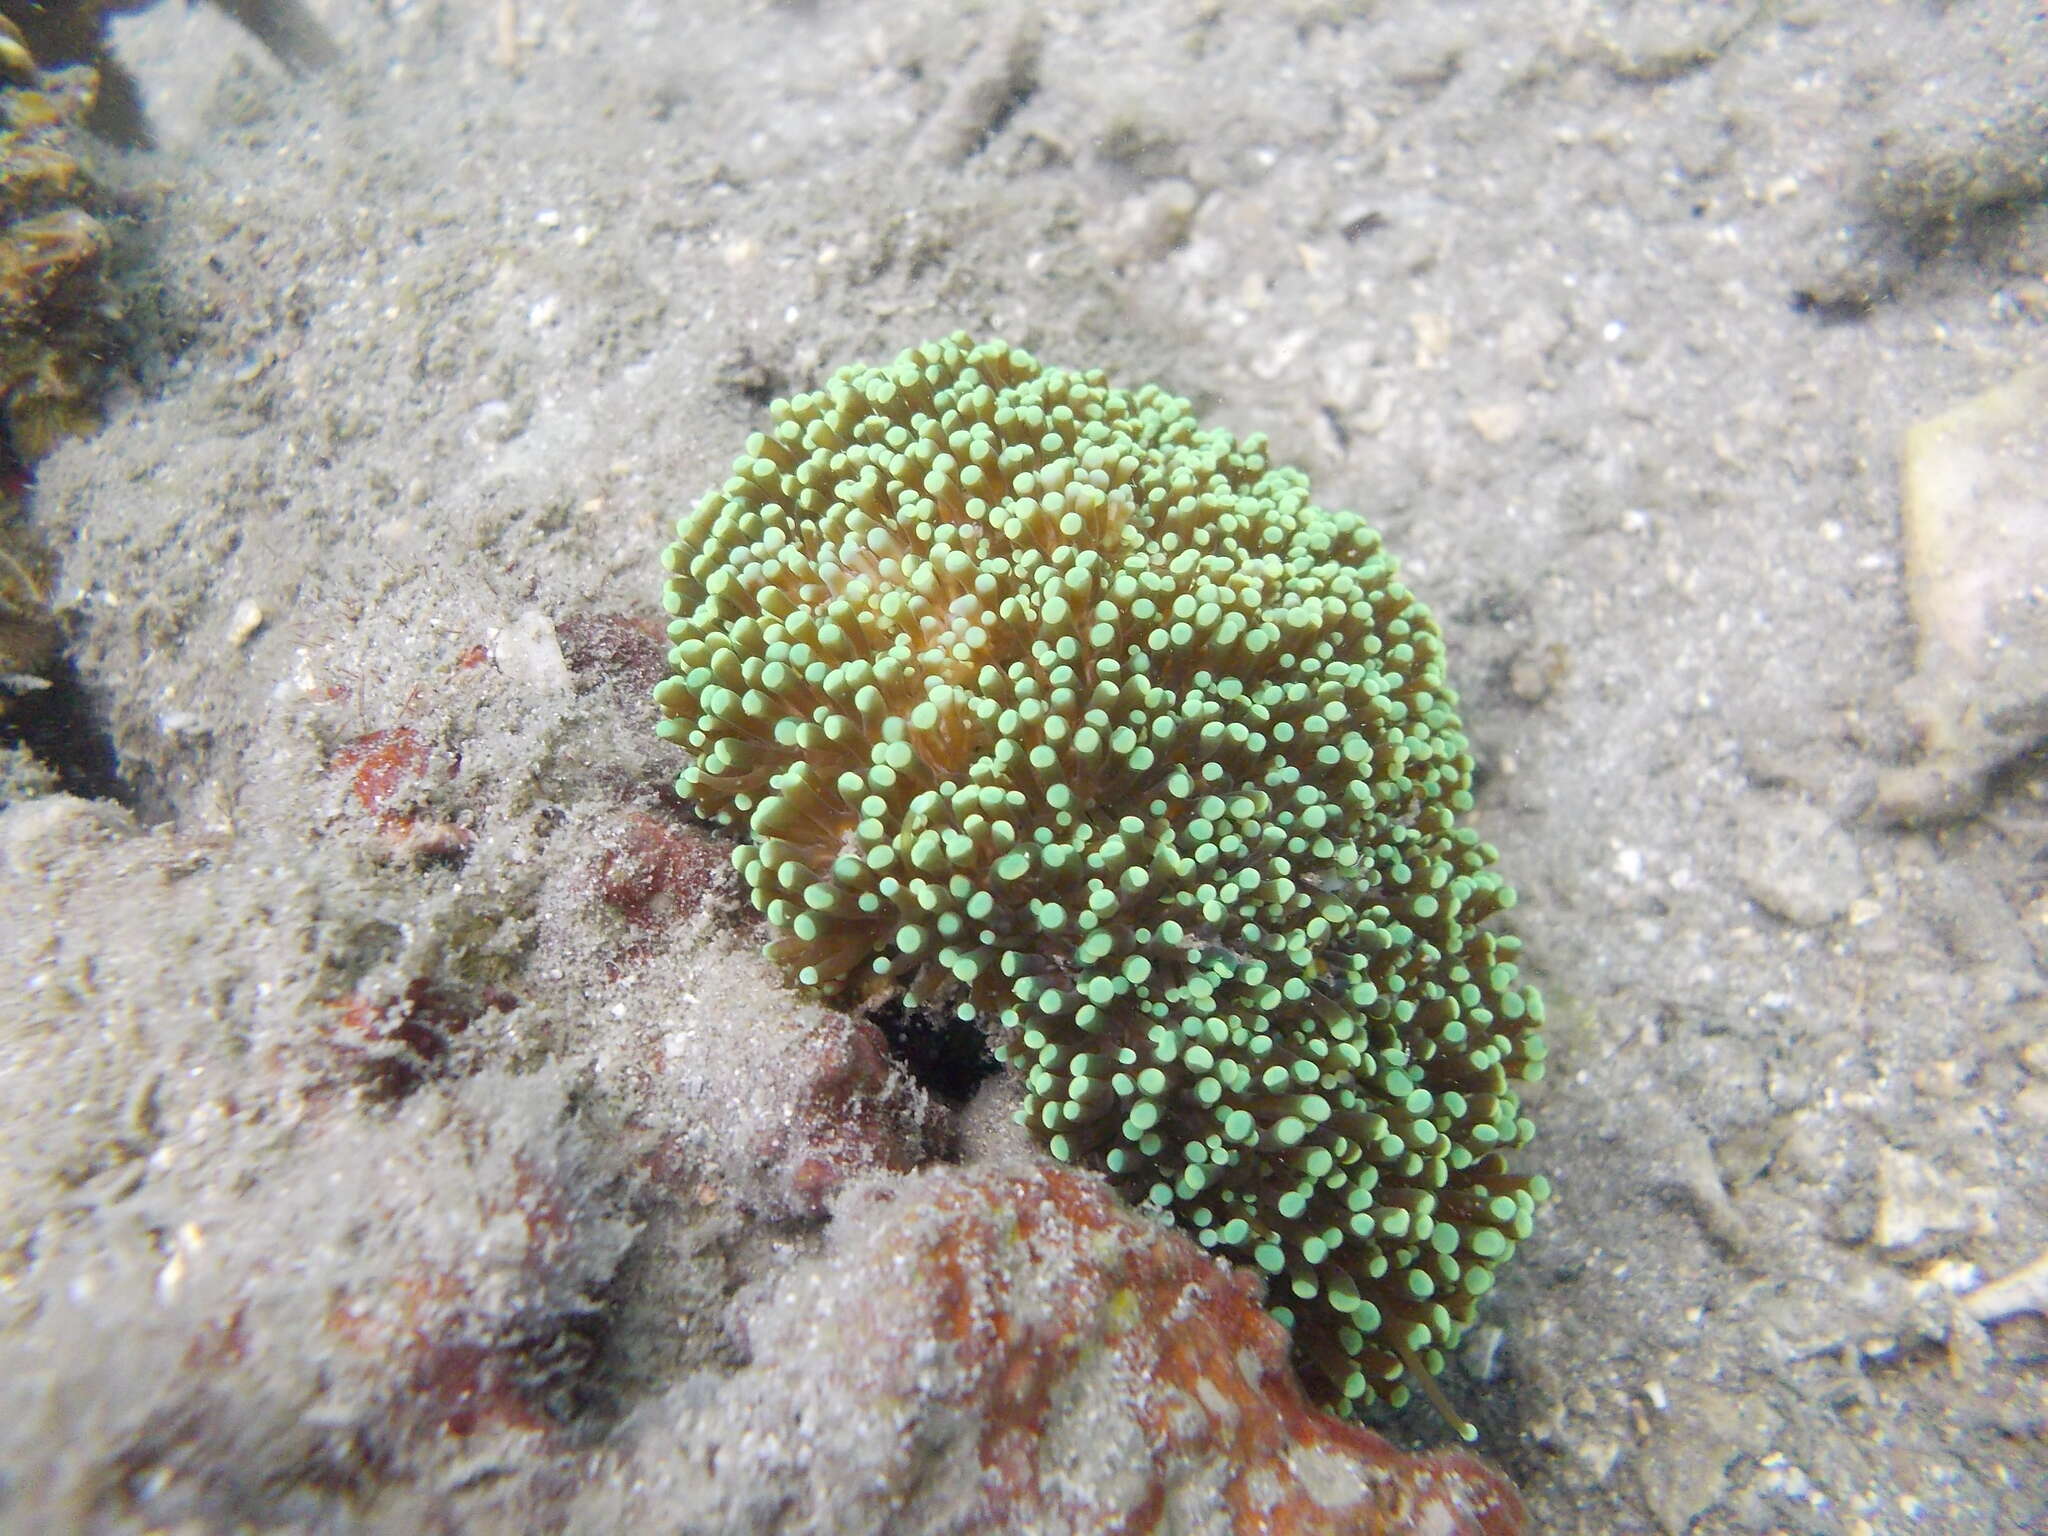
left=655, top=333, right=1548, bottom=1434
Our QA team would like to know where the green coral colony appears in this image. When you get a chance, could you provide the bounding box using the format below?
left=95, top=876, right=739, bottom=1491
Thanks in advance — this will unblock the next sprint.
left=656, top=334, right=1547, bottom=1430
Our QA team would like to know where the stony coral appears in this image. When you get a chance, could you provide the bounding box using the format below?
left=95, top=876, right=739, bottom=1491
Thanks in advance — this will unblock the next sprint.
left=656, top=333, right=1547, bottom=1427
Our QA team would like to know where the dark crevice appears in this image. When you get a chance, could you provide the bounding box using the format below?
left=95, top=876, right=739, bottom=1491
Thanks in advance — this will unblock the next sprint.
left=715, top=348, right=787, bottom=412
left=868, top=995, right=1000, bottom=1106
left=1, top=648, right=131, bottom=804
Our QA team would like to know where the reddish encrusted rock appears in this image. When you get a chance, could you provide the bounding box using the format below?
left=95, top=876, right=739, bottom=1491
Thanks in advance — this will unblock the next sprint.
left=309, top=1075, right=630, bottom=1444
left=590, top=809, right=734, bottom=929
left=331, top=726, right=431, bottom=812
left=327, top=726, right=473, bottom=863
left=728, top=1160, right=1526, bottom=1534
left=557, top=611, right=670, bottom=696
left=316, top=978, right=517, bottom=1099
left=633, top=983, right=948, bottom=1218
left=771, top=1012, right=946, bottom=1216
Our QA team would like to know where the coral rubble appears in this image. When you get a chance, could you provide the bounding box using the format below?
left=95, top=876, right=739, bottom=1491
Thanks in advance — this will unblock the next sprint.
left=656, top=334, right=1547, bottom=1422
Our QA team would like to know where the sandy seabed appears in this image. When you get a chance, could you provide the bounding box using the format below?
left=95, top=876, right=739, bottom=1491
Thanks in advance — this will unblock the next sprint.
left=2, top=2, right=2045, bottom=1533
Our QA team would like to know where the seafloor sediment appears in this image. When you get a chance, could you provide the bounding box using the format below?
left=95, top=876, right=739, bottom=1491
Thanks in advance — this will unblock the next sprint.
left=2, top=3, right=2044, bottom=1533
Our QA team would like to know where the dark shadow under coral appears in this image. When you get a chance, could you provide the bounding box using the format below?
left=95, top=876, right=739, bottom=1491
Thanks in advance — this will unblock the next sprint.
left=867, top=996, right=1001, bottom=1107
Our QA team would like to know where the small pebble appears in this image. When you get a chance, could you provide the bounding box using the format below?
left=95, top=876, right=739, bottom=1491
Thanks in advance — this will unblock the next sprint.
left=488, top=611, right=572, bottom=693
left=1873, top=1145, right=1992, bottom=1254
left=1468, top=401, right=1527, bottom=443
left=227, top=598, right=265, bottom=647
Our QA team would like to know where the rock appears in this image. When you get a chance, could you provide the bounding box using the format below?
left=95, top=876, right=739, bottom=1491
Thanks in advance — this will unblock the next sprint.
left=1585, top=0, right=1758, bottom=82
left=2014, top=1082, right=2048, bottom=1126
left=1654, top=1121, right=1750, bottom=1256
left=1734, top=797, right=1866, bottom=926
left=488, top=610, right=573, bottom=693
left=0, top=744, right=60, bottom=807
left=1635, top=1385, right=1777, bottom=1535
left=1873, top=1145, right=1994, bottom=1255
left=1091, top=178, right=1200, bottom=267
left=1878, top=366, right=2048, bottom=823
left=226, top=598, right=265, bottom=647
left=0, top=793, right=136, bottom=877
left=643, top=952, right=947, bottom=1221
left=1961, top=1247, right=2048, bottom=1324
left=1923, top=861, right=2035, bottom=972
left=589, top=811, right=736, bottom=930
left=1467, top=401, right=1528, bottom=444
left=699, top=1161, right=1530, bottom=1535
left=913, top=7, right=1042, bottom=165
left=1799, top=25, right=2048, bottom=312
left=766, top=1011, right=949, bottom=1218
